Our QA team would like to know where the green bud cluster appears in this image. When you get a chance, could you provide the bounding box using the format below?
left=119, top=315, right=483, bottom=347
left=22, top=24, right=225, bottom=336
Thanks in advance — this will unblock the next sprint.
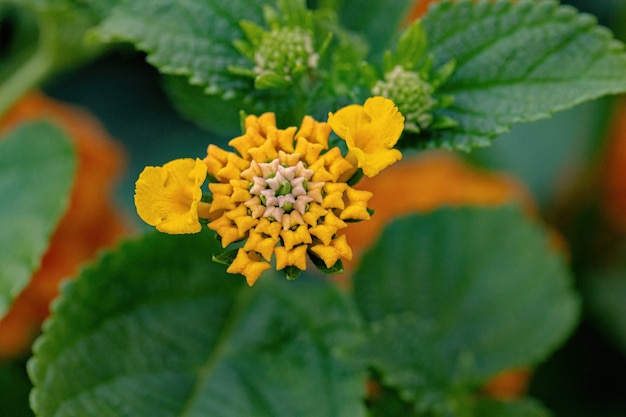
left=254, top=27, right=318, bottom=79
left=372, top=66, right=436, bottom=133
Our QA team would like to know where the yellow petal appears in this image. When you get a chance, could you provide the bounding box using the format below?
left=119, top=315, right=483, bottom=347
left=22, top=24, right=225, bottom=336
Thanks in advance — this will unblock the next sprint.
left=256, top=217, right=282, bottom=240
left=322, top=147, right=354, bottom=181
left=322, top=183, right=347, bottom=210
left=347, top=146, right=402, bottom=179
left=274, top=245, right=308, bottom=270
left=249, top=138, right=278, bottom=163
left=227, top=248, right=271, bottom=286
left=226, top=205, right=258, bottom=235
left=310, top=234, right=353, bottom=268
left=309, top=227, right=331, bottom=246
left=302, top=202, right=327, bottom=226
left=332, top=234, right=353, bottom=261
left=257, top=112, right=278, bottom=136
left=281, top=224, right=313, bottom=251
left=217, top=153, right=249, bottom=180
left=362, top=96, right=405, bottom=147
left=309, top=210, right=349, bottom=245
left=134, top=158, right=207, bottom=234
left=208, top=183, right=236, bottom=212
left=340, top=187, right=373, bottom=220
left=208, top=214, right=245, bottom=247
left=294, top=137, right=325, bottom=166
left=309, top=159, right=336, bottom=182
left=243, top=231, right=278, bottom=261
left=296, top=115, right=331, bottom=147
left=328, top=96, right=404, bottom=177
left=197, top=201, right=221, bottom=221
left=230, top=179, right=252, bottom=203
left=276, top=126, right=297, bottom=153
left=204, top=145, right=230, bottom=179
left=229, top=113, right=274, bottom=158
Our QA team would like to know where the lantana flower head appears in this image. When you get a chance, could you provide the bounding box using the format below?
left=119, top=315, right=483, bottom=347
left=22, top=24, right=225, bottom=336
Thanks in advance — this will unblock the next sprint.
left=134, top=97, right=404, bottom=286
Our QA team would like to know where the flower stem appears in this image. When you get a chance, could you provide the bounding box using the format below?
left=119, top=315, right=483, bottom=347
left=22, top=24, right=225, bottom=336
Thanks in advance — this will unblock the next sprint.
left=0, top=18, right=55, bottom=116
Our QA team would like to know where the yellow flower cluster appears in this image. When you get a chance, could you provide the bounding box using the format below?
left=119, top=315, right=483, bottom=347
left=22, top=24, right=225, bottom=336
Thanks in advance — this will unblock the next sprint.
left=134, top=97, right=404, bottom=285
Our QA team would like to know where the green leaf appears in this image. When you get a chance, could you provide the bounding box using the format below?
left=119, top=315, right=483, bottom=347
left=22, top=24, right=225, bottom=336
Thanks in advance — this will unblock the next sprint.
left=420, top=0, right=626, bottom=150
left=92, top=0, right=266, bottom=97
left=29, top=230, right=366, bottom=417
left=352, top=206, right=579, bottom=411
left=365, top=379, right=420, bottom=417
left=586, top=269, right=626, bottom=354
left=275, top=0, right=311, bottom=29
left=211, top=248, right=240, bottom=266
left=309, top=252, right=344, bottom=275
left=0, top=2, right=104, bottom=115
left=283, top=265, right=301, bottom=280
left=255, top=72, right=291, bottom=89
left=338, top=0, right=414, bottom=61
left=360, top=314, right=474, bottom=415
left=0, top=5, right=39, bottom=80
left=0, top=359, right=34, bottom=417
left=384, top=20, right=428, bottom=73
left=474, top=398, right=551, bottom=417
left=162, top=74, right=301, bottom=134
left=161, top=75, right=245, bottom=137
left=159, top=4, right=373, bottom=131
left=0, top=121, right=76, bottom=319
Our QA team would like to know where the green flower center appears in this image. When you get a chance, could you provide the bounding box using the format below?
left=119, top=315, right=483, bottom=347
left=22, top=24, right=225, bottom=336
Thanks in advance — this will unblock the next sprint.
left=246, top=158, right=324, bottom=227
left=372, top=66, right=436, bottom=132
left=254, top=27, right=318, bottom=77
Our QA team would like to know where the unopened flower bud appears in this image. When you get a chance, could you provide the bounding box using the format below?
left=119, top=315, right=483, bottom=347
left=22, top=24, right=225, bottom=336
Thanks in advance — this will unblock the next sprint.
left=372, top=66, right=436, bottom=132
left=254, top=27, right=318, bottom=78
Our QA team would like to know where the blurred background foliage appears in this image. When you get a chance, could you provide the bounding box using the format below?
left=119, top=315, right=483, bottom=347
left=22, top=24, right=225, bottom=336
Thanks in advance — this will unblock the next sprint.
left=1, top=0, right=626, bottom=416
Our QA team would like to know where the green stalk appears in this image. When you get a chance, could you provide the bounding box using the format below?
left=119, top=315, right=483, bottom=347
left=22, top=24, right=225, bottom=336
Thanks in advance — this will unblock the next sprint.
left=0, top=17, right=55, bottom=116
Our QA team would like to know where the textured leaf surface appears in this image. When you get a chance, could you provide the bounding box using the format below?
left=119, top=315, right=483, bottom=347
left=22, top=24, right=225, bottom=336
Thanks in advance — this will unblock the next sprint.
left=338, top=0, right=414, bottom=61
left=0, top=122, right=75, bottom=318
left=353, top=206, right=579, bottom=408
left=93, top=0, right=265, bottom=97
left=421, top=0, right=626, bottom=150
left=29, top=230, right=365, bottom=417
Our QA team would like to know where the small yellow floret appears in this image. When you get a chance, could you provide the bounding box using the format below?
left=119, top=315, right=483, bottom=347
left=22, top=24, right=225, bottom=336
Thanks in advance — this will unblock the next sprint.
left=341, top=188, right=373, bottom=220
left=208, top=215, right=245, bottom=247
left=311, top=234, right=353, bottom=268
left=204, top=145, right=230, bottom=180
left=275, top=245, right=308, bottom=270
left=134, top=158, right=207, bottom=234
left=208, top=183, right=236, bottom=212
left=227, top=249, right=271, bottom=286
left=322, top=183, right=348, bottom=210
left=243, top=231, right=279, bottom=261
left=309, top=211, right=347, bottom=246
left=328, top=96, right=404, bottom=178
left=281, top=224, right=313, bottom=251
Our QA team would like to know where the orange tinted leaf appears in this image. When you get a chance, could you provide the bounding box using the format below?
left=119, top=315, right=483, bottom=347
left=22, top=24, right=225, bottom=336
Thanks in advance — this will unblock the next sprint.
left=481, top=368, right=533, bottom=400
left=0, top=92, right=129, bottom=359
